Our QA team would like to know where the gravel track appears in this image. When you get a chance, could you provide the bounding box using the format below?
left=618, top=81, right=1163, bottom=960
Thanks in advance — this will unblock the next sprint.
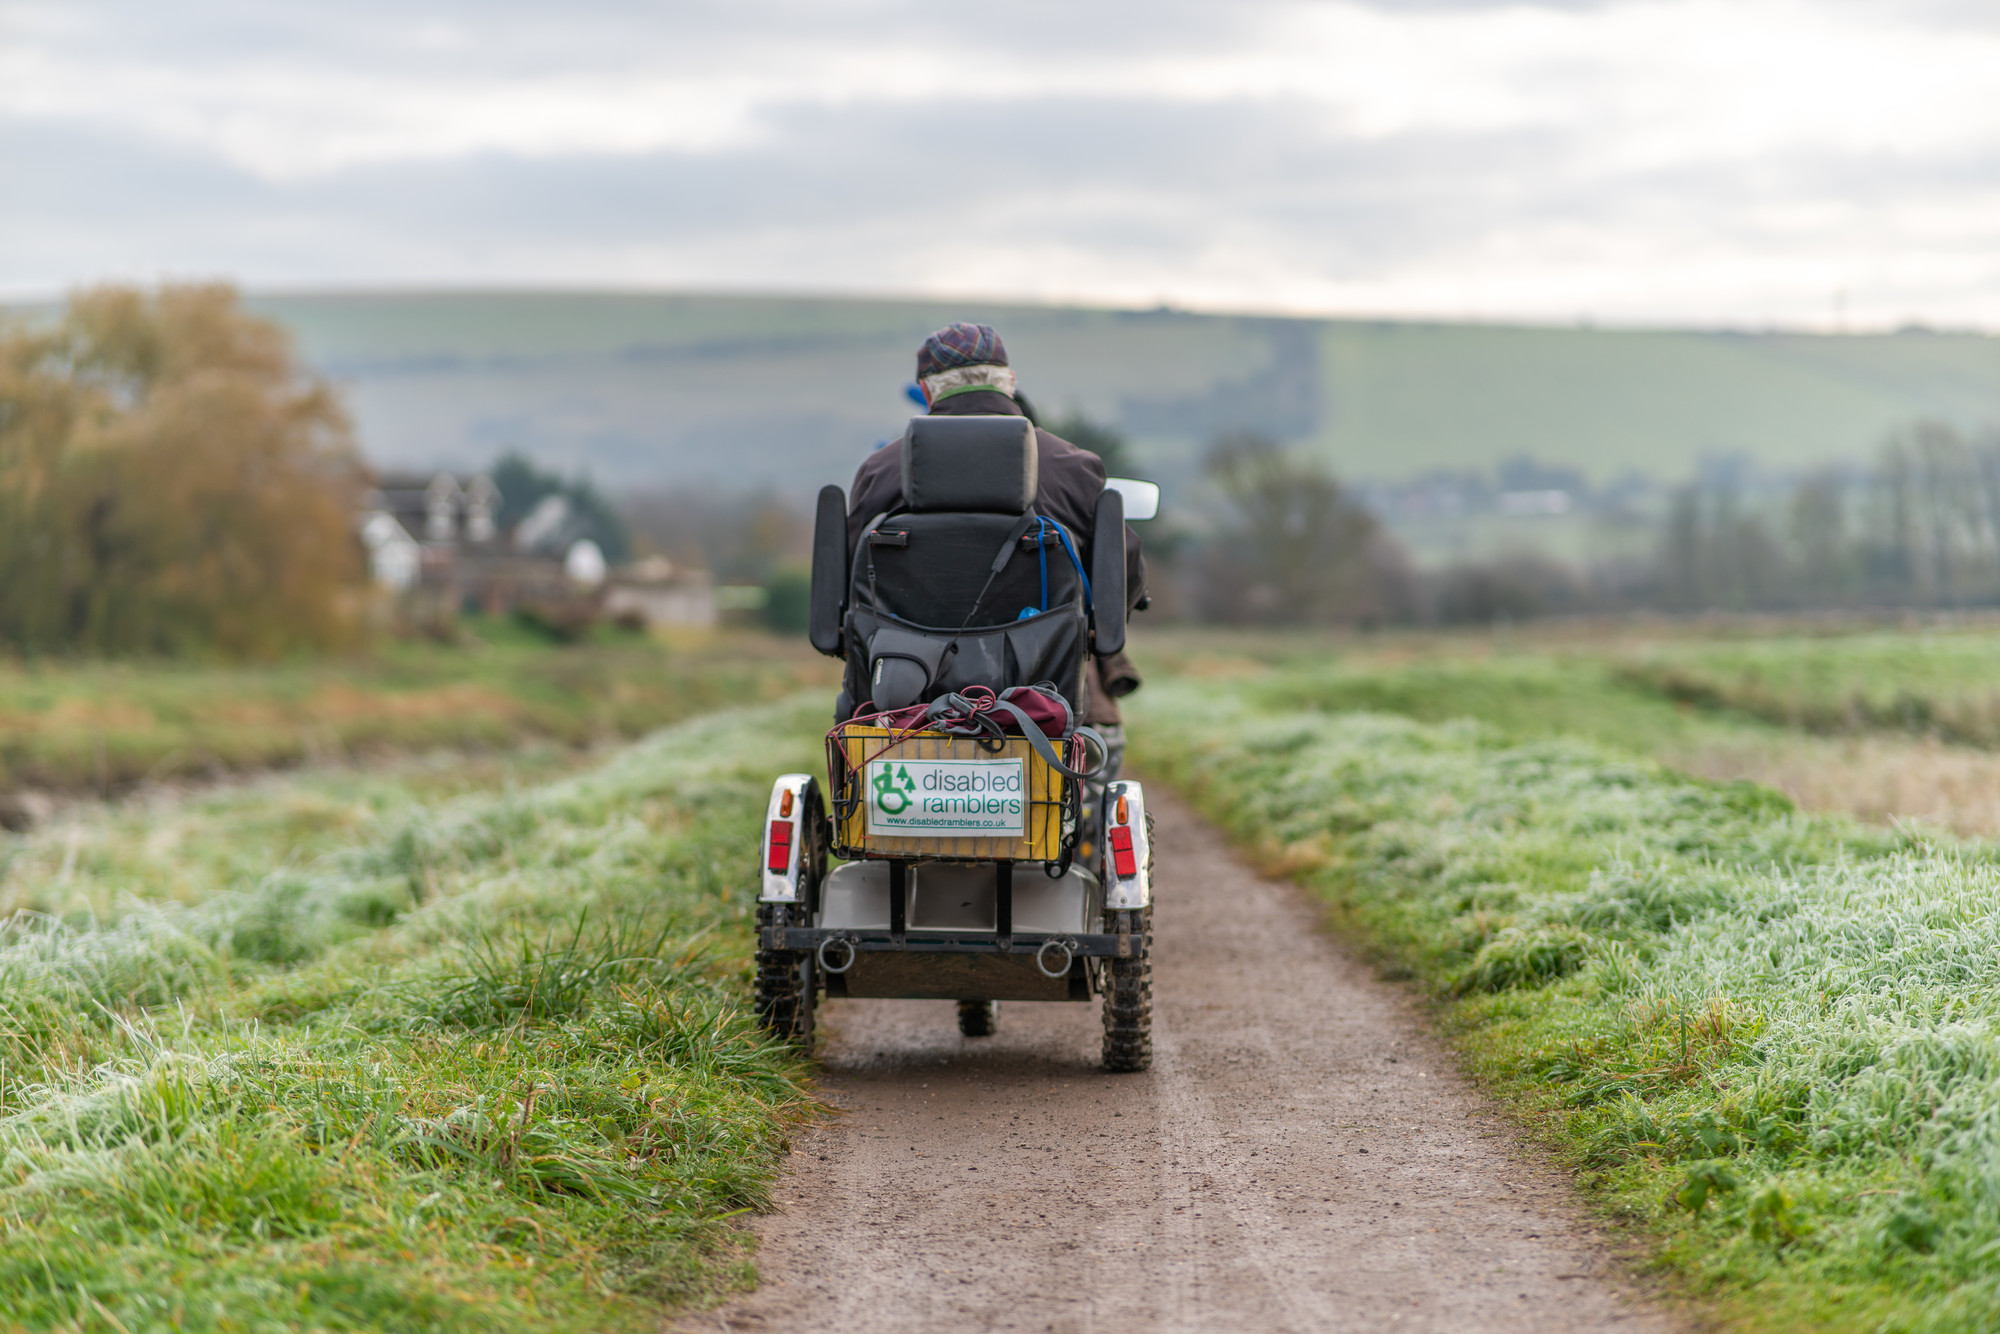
left=696, top=787, right=1680, bottom=1333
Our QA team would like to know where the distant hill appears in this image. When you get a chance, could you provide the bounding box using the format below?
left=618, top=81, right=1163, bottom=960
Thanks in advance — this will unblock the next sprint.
left=240, top=291, right=2000, bottom=497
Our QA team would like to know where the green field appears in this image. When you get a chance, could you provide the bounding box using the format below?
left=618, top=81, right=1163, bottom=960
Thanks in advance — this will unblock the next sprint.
left=1135, top=623, right=2000, bottom=837
left=230, top=292, right=2000, bottom=495
left=11, top=623, right=2000, bottom=1328
left=1614, top=630, right=2000, bottom=748
left=0, top=621, right=837, bottom=795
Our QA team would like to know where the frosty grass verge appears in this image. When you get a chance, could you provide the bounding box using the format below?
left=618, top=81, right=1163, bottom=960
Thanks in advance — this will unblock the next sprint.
left=0, top=696, right=826, bottom=1332
left=1134, top=675, right=2000, bottom=1331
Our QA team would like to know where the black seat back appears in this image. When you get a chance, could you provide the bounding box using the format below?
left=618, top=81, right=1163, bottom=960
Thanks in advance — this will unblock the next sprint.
left=833, top=416, right=1090, bottom=715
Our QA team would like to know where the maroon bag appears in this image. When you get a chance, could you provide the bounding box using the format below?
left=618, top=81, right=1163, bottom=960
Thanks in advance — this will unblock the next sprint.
left=994, top=683, right=1074, bottom=737
left=858, top=683, right=1067, bottom=738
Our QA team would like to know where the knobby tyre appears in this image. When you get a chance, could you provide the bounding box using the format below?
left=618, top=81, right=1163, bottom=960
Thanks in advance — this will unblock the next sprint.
left=754, top=901, right=816, bottom=1048
left=1101, top=906, right=1152, bottom=1071
left=1101, top=808, right=1155, bottom=1072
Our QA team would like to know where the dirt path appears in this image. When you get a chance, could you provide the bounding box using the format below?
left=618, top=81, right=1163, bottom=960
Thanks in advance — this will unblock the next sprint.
left=696, top=788, right=1679, bottom=1334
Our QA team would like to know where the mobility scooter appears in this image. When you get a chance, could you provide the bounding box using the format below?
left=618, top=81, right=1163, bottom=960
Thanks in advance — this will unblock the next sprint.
left=751, top=414, right=1158, bottom=1071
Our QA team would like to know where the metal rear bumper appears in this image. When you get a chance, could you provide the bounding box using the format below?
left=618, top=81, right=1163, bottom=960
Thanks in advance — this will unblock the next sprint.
left=759, top=926, right=1139, bottom=958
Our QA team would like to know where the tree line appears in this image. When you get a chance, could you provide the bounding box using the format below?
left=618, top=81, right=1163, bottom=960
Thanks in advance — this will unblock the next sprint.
left=1059, top=420, right=2000, bottom=627
left=8, top=283, right=1989, bottom=655
left=1655, top=422, right=2000, bottom=612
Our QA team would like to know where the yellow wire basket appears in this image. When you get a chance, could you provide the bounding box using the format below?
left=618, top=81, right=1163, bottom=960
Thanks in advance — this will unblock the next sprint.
left=826, top=724, right=1072, bottom=862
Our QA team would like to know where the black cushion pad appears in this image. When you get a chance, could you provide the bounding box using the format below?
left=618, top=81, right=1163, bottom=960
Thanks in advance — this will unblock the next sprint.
left=858, top=513, right=1081, bottom=628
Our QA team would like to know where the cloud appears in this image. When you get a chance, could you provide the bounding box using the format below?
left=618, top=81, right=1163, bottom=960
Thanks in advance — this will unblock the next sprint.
left=4, top=0, right=1998, bottom=325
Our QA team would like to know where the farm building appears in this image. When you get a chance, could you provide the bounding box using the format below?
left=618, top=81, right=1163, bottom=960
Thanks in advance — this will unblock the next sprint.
left=357, top=471, right=714, bottom=628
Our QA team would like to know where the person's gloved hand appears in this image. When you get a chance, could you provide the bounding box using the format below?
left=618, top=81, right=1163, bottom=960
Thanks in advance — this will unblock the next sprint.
left=1097, top=650, right=1142, bottom=698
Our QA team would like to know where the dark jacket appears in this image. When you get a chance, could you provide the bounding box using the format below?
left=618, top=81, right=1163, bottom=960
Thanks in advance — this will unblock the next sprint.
left=847, top=388, right=1146, bottom=723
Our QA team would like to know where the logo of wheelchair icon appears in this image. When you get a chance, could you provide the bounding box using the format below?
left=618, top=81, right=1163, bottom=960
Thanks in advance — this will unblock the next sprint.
left=872, top=762, right=917, bottom=815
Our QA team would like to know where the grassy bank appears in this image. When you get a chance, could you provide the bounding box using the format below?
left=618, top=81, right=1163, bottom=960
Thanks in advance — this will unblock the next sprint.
left=1616, top=630, right=2000, bottom=748
left=1132, top=668, right=2000, bottom=1332
left=0, top=694, right=829, bottom=1331
left=0, top=623, right=837, bottom=795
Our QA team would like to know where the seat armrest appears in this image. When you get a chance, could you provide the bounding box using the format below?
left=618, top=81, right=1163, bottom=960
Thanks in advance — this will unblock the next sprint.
left=1090, top=488, right=1126, bottom=655
left=809, top=485, right=848, bottom=656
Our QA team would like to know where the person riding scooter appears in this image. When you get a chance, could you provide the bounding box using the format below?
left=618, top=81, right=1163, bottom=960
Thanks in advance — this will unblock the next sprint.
left=845, top=323, right=1148, bottom=773
left=758, top=323, right=1161, bottom=1062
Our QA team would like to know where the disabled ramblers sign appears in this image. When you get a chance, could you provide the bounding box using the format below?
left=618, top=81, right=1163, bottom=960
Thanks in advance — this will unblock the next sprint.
left=865, top=758, right=1025, bottom=837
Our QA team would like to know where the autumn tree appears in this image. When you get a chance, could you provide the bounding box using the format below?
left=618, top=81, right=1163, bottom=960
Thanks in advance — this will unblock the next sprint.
left=0, top=284, right=368, bottom=657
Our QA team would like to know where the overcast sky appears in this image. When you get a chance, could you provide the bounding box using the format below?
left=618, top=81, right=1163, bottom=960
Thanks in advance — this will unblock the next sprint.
left=3, top=0, right=1996, bottom=328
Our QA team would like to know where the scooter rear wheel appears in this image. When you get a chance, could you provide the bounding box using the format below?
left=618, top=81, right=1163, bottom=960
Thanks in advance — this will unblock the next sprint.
left=1101, top=906, right=1153, bottom=1072
left=754, top=901, right=815, bottom=1048
left=1101, top=809, right=1155, bottom=1073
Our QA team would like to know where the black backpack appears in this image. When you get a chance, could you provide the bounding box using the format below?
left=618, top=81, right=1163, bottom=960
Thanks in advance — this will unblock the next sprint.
left=806, top=415, right=1127, bottom=719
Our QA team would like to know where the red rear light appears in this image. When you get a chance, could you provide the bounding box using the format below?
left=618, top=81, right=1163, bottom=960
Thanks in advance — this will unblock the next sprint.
left=766, top=820, right=793, bottom=874
left=1108, top=825, right=1137, bottom=878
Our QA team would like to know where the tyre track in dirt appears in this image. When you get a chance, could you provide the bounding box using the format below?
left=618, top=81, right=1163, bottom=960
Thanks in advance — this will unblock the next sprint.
left=693, top=786, right=1680, bottom=1333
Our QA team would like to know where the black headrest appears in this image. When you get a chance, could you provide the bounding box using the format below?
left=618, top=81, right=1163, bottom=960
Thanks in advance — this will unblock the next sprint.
left=901, top=415, right=1038, bottom=514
